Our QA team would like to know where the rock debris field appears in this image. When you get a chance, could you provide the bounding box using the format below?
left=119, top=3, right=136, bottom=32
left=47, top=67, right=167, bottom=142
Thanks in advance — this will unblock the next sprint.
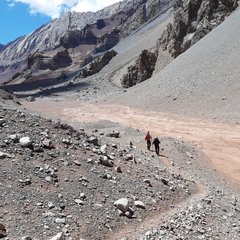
left=0, top=97, right=240, bottom=240
left=0, top=101, right=197, bottom=240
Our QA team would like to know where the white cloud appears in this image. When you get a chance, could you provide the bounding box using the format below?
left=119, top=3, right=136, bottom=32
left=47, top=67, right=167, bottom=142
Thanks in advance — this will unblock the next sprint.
left=72, top=0, right=120, bottom=12
left=7, top=0, right=121, bottom=19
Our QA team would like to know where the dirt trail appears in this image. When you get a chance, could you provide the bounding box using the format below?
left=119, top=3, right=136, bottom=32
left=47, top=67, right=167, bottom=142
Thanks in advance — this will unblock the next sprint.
left=24, top=100, right=240, bottom=190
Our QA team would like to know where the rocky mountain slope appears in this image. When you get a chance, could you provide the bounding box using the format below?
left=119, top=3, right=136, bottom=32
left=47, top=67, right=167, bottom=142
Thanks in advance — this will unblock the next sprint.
left=0, top=101, right=197, bottom=239
left=118, top=0, right=238, bottom=88
left=0, top=0, right=172, bottom=85
left=113, top=5, right=240, bottom=122
left=159, top=0, right=238, bottom=57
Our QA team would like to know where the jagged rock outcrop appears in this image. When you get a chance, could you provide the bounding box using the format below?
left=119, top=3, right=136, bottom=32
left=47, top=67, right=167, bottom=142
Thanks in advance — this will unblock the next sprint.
left=27, top=49, right=72, bottom=71
left=158, top=0, right=238, bottom=57
left=78, top=50, right=117, bottom=78
left=0, top=0, right=172, bottom=85
left=121, top=0, right=172, bottom=37
left=121, top=49, right=157, bottom=88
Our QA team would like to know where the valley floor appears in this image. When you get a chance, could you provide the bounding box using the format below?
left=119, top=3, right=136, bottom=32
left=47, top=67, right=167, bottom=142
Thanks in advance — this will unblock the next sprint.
left=23, top=98, right=240, bottom=239
left=24, top=100, right=240, bottom=190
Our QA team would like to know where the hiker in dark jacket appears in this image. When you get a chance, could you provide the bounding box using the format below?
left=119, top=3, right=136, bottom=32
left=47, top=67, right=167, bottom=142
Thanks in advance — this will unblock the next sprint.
left=145, top=131, right=152, bottom=150
left=152, top=137, right=160, bottom=155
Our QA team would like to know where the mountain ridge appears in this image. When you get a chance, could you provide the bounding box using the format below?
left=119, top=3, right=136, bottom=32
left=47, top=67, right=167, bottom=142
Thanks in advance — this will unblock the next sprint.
left=0, top=0, right=172, bottom=85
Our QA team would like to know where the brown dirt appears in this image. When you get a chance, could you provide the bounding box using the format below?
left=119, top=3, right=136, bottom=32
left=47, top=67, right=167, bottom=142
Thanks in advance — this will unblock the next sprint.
left=24, top=100, right=240, bottom=191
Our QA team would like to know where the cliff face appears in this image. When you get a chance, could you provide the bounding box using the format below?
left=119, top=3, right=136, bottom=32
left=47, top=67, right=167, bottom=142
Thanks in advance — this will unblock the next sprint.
left=121, top=49, right=158, bottom=88
left=0, top=0, right=172, bottom=85
left=158, top=0, right=238, bottom=57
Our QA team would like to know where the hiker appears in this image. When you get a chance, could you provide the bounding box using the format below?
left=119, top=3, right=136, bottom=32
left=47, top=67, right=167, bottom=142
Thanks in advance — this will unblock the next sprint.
left=152, top=137, right=160, bottom=155
left=145, top=131, right=152, bottom=150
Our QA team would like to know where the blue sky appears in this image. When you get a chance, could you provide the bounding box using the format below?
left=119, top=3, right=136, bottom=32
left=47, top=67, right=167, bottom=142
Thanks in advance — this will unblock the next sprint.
left=0, top=1, right=50, bottom=44
left=0, top=0, right=120, bottom=45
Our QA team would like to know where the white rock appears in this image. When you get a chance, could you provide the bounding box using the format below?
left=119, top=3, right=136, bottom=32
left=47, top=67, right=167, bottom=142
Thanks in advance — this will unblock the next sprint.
left=114, top=198, right=129, bottom=213
left=0, top=119, right=5, bottom=126
left=74, top=160, right=81, bottom=166
left=9, top=134, right=18, bottom=142
left=80, top=193, right=86, bottom=199
left=100, top=144, right=107, bottom=154
left=0, top=151, right=6, bottom=159
left=45, top=176, right=52, bottom=182
left=21, top=236, right=32, bottom=240
left=48, top=202, right=55, bottom=209
left=134, top=200, right=145, bottom=209
left=42, top=211, right=55, bottom=218
left=75, top=199, right=84, bottom=205
left=19, top=137, right=32, bottom=147
left=125, top=154, right=133, bottom=161
left=100, top=156, right=113, bottom=167
left=48, top=232, right=63, bottom=240
left=55, top=218, right=66, bottom=224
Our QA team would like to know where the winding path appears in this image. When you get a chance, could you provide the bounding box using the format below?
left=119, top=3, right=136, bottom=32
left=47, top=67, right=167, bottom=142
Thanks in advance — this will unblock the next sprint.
left=24, top=100, right=240, bottom=190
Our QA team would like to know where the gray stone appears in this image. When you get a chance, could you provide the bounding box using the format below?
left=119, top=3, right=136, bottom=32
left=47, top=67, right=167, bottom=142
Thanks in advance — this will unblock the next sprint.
left=48, top=202, right=55, bottom=209
left=0, top=152, right=6, bottom=159
left=21, top=236, right=32, bottom=240
left=143, top=179, right=152, bottom=187
left=45, top=176, right=53, bottom=182
left=88, top=137, right=98, bottom=145
left=134, top=200, right=146, bottom=209
left=99, top=156, right=114, bottom=167
left=107, top=132, right=120, bottom=138
left=0, top=119, right=5, bottom=127
left=100, top=144, right=107, bottom=154
left=19, top=137, right=32, bottom=147
left=43, top=139, right=52, bottom=149
left=26, top=96, right=35, bottom=102
left=49, top=232, right=64, bottom=240
left=114, top=198, right=129, bottom=213
left=74, top=160, right=81, bottom=166
left=115, top=166, right=122, bottom=173
left=55, top=218, right=66, bottom=224
left=8, top=134, right=19, bottom=142
left=75, top=199, right=84, bottom=205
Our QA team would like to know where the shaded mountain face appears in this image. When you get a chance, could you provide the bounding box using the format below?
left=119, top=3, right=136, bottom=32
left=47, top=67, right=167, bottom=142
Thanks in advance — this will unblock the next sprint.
left=0, top=0, right=172, bottom=85
left=0, top=44, right=5, bottom=52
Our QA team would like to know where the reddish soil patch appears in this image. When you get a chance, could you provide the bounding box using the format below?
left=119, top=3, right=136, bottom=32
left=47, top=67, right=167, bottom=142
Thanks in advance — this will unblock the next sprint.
left=24, top=100, right=240, bottom=190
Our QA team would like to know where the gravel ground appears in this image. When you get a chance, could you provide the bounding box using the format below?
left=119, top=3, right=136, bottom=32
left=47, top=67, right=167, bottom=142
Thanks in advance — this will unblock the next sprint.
left=0, top=101, right=198, bottom=240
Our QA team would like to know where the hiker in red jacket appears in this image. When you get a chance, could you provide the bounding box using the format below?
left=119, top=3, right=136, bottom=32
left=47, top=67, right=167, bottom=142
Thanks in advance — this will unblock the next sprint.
left=145, top=131, right=152, bottom=150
